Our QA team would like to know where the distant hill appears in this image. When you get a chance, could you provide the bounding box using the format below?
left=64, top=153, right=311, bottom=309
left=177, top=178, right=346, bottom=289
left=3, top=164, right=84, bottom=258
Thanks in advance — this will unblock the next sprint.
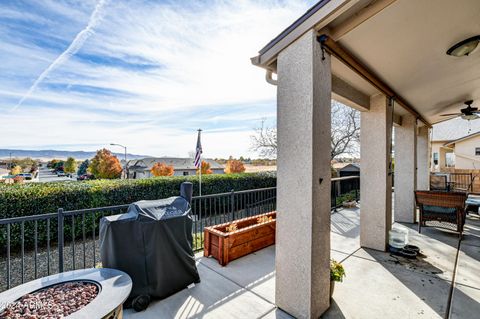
left=0, top=149, right=150, bottom=161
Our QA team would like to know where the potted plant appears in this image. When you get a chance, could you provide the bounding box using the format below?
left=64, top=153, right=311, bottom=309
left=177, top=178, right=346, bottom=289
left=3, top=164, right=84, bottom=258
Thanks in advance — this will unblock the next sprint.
left=330, top=259, right=346, bottom=298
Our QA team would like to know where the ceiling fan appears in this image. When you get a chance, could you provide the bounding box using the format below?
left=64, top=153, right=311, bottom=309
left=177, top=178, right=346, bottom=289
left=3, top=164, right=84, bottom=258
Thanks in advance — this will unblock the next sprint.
left=440, top=100, right=479, bottom=120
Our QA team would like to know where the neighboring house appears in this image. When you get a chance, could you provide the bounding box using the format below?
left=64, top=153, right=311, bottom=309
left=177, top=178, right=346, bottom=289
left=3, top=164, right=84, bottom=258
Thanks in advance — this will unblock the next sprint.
left=431, top=118, right=480, bottom=171
left=127, top=157, right=224, bottom=179
left=332, top=163, right=360, bottom=177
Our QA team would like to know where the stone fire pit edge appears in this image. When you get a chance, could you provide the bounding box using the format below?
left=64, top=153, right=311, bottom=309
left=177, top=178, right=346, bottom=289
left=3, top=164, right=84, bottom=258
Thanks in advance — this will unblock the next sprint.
left=0, top=268, right=132, bottom=319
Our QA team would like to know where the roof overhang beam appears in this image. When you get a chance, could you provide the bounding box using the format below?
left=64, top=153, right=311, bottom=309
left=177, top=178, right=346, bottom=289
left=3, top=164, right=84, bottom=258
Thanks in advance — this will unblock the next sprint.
left=318, top=34, right=431, bottom=127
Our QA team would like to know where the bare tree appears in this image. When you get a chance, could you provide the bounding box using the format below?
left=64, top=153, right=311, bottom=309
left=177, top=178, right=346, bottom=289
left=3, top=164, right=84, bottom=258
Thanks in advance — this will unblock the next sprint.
left=251, top=101, right=360, bottom=160
left=250, top=119, right=277, bottom=158
left=330, top=101, right=360, bottom=159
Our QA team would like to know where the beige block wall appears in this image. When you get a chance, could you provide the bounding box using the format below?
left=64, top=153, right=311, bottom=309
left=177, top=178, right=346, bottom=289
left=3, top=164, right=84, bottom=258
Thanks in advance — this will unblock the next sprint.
left=452, top=137, right=480, bottom=170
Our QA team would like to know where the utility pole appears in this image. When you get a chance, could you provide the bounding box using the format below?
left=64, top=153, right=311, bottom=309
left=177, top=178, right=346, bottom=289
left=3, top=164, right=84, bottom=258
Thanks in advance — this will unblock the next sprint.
left=110, top=143, right=128, bottom=179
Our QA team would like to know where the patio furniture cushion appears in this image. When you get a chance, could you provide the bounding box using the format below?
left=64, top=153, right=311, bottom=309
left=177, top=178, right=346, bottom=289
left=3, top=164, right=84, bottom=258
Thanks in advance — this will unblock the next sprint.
left=423, top=205, right=456, bottom=215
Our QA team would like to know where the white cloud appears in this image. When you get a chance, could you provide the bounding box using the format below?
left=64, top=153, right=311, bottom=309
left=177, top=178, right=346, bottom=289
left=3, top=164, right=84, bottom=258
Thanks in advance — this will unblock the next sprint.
left=0, top=0, right=316, bottom=157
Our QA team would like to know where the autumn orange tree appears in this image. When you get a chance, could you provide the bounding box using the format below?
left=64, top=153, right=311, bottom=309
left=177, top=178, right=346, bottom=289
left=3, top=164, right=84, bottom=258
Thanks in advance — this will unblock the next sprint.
left=225, top=159, right=245, bottom=174
left=151, top=162, right=174, bottom=176
left=197, top=161, right=213, bottom=175
left=88, top=148, right=122, bottom=179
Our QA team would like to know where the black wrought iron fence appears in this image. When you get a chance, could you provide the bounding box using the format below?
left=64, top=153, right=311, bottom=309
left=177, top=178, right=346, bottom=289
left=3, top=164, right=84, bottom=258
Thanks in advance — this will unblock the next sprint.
left=331, top=176, right=360, bottom=210
left=0, top=179, right=362, bottom=293
left=0, top=187, right=276, bottom=292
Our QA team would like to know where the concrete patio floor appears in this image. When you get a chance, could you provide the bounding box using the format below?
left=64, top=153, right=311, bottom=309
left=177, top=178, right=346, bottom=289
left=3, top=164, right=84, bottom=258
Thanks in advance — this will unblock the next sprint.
left=124, top=207, right=480, bottom=318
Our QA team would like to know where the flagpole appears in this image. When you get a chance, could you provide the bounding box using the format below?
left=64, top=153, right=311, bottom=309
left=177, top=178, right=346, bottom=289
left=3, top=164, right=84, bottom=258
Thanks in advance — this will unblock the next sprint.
left=197, top=129, right=202, bottom=196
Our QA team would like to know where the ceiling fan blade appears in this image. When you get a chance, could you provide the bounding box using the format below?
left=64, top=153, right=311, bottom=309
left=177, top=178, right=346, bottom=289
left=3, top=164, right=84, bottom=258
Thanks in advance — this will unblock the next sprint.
left=440, top=113, right=461, bottom=116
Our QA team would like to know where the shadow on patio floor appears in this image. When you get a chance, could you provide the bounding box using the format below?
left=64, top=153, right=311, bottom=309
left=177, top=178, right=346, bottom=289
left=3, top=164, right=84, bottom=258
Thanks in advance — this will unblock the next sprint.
left=124, top=208, right=480, bottom=319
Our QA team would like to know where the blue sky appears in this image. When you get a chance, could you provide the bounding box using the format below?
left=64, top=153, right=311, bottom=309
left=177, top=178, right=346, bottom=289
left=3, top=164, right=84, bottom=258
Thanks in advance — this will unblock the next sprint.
left=0, top=0, right=316, bottom=158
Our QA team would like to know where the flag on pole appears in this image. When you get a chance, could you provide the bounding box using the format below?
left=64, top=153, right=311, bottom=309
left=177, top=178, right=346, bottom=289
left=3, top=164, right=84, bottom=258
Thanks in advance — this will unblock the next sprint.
left=194, top=129, right=202, bottom=168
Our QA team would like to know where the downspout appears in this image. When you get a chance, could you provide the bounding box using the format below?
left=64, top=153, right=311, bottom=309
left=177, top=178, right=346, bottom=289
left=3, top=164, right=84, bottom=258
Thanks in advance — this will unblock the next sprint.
left=265, top=70, right=278, bottom=86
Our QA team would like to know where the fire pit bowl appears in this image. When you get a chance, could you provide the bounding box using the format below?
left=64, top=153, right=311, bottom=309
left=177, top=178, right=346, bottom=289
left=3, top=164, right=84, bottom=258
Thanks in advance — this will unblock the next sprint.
left=0, top=268, right=132, bottom=319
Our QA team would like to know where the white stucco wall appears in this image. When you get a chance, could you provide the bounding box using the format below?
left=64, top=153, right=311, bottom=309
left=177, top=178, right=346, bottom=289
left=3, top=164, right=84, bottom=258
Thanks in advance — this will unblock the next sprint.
left=452, top=137, right=480, bottom=169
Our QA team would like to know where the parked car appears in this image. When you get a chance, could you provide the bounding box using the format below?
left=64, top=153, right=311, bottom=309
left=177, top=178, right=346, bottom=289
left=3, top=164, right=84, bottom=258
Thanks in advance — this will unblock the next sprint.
left=57, top=171, right=66, bottom=177
left=77, top=174, right=94, bottom=181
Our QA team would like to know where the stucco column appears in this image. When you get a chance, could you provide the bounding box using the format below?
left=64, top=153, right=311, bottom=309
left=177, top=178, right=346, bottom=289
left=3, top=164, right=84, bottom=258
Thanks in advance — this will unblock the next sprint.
left=417, top=126, right=430, bottom=190
left=360, top=94, right=392, bottom=251
left=276, top=29, right=331, bottom=319
left=394, top=114, right=417, bottom=223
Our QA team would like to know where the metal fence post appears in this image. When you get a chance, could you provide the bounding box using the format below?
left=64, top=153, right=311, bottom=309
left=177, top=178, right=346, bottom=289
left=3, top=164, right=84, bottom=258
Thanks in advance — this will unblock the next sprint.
left=230, top=189, right=235, bottom=221
left=334, top=183, right=338, bottom=212
left=57, top=208, right=64, bottom=273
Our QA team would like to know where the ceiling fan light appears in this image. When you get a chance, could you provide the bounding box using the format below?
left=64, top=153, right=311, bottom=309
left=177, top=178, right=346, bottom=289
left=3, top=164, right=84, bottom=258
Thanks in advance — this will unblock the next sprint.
left=447, top=36, right=480, bottom=57
left=461, top=113, right=479, bottom=121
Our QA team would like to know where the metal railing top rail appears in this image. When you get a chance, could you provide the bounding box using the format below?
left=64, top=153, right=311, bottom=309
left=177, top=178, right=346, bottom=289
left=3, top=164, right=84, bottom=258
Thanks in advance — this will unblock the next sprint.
left=331, top=176, right=360, bottom=181
left=62, top=204, right=130, bottom=216
left=0, top=212, right=57, bottom=224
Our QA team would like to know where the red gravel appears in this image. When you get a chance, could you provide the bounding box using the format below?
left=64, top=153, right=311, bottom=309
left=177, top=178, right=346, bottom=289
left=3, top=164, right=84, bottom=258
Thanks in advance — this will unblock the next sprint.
left=0, top=281, right=98, bottom=319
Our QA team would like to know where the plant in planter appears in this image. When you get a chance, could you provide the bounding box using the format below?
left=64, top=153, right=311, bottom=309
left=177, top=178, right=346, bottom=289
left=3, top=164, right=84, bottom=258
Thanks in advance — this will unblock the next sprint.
left=226, top=223, right=238, bottom=232
left=257, top=215, right=273, bottom=223
left=330, top=259, right=346, bottom=298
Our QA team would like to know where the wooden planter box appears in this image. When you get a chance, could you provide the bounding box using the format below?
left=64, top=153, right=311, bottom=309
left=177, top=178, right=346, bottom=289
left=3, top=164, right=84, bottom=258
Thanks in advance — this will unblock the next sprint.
left=204, top=212, right=276, bottom=266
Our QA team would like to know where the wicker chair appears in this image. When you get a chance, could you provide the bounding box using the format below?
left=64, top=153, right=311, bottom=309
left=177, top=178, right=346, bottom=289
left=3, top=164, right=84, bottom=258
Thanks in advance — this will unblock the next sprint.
left=415, top=191, right=467, bottom=237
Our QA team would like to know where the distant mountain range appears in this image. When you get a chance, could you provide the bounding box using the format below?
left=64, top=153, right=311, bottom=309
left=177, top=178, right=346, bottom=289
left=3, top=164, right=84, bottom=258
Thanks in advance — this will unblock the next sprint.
left=0, top=149, right=150, bottom=161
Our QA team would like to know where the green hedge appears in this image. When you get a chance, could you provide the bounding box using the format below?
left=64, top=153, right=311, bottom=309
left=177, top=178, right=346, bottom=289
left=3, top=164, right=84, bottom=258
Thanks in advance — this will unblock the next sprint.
left=0, top=173, right=276, bottom=249
left=0, top=173, right=276, bottom=219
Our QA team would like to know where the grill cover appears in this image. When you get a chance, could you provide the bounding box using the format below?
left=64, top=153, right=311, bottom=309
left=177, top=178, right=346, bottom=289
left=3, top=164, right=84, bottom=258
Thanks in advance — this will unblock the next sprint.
left=100, top=196, right=200, bottom=300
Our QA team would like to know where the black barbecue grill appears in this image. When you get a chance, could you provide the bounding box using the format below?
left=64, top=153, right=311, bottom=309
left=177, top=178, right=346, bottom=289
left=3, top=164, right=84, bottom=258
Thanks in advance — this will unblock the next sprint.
left=99, top=182, right=200, bottom=311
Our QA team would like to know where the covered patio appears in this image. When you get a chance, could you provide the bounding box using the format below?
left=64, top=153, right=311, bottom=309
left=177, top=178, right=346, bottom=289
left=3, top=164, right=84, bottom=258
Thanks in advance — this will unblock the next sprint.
left=124, top=207, right=480, bottom=318
left=247, top=0, right=480, bottom=317
left=131, top=0, right=480, bottom=317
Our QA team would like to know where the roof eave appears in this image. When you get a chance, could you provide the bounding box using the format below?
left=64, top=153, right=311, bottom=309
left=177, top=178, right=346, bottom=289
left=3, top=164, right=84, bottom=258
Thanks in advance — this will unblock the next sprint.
left=251, top=0, right=356, bottom=70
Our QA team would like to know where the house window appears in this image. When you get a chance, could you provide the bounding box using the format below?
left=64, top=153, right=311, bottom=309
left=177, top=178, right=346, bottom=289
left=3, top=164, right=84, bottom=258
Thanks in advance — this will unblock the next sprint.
left=476, top=148, right=480, bottom=156
left=183, top=171, right=189, bottom=176
left=433, top=152, right=439, bottom=165
left=445, top=153, right=455, bottom=167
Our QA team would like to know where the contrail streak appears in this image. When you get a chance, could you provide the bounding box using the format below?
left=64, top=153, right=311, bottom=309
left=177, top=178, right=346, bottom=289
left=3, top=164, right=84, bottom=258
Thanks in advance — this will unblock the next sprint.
left=12, top=0, right=109, bottom=111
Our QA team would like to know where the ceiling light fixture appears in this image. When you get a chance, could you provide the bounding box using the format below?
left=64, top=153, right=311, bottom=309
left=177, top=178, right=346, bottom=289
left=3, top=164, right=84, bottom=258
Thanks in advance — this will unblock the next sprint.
left=447, top=35, right=480, bottom=57
left=461, top=113, right=479, bottom=121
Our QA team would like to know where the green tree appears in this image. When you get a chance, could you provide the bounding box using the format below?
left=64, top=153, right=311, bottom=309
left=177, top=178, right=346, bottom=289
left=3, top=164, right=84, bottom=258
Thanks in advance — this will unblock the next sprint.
left=77, top=159, right=90, bottom=176
left=12, top=158, right=36, bottom=170
left=53, top=161, right=64, bottom=171
left=47, top=159, right=59, bottom=168
left=64, top=157, right=77, bottom=173
left=88, top=149, right=122, bottom=179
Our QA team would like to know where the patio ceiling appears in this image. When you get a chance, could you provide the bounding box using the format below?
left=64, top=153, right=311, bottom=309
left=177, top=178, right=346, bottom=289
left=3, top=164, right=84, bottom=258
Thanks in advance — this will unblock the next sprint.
left=254, top=0, right=480, bottom=124
left=333, top=0, right=480, bottom=124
